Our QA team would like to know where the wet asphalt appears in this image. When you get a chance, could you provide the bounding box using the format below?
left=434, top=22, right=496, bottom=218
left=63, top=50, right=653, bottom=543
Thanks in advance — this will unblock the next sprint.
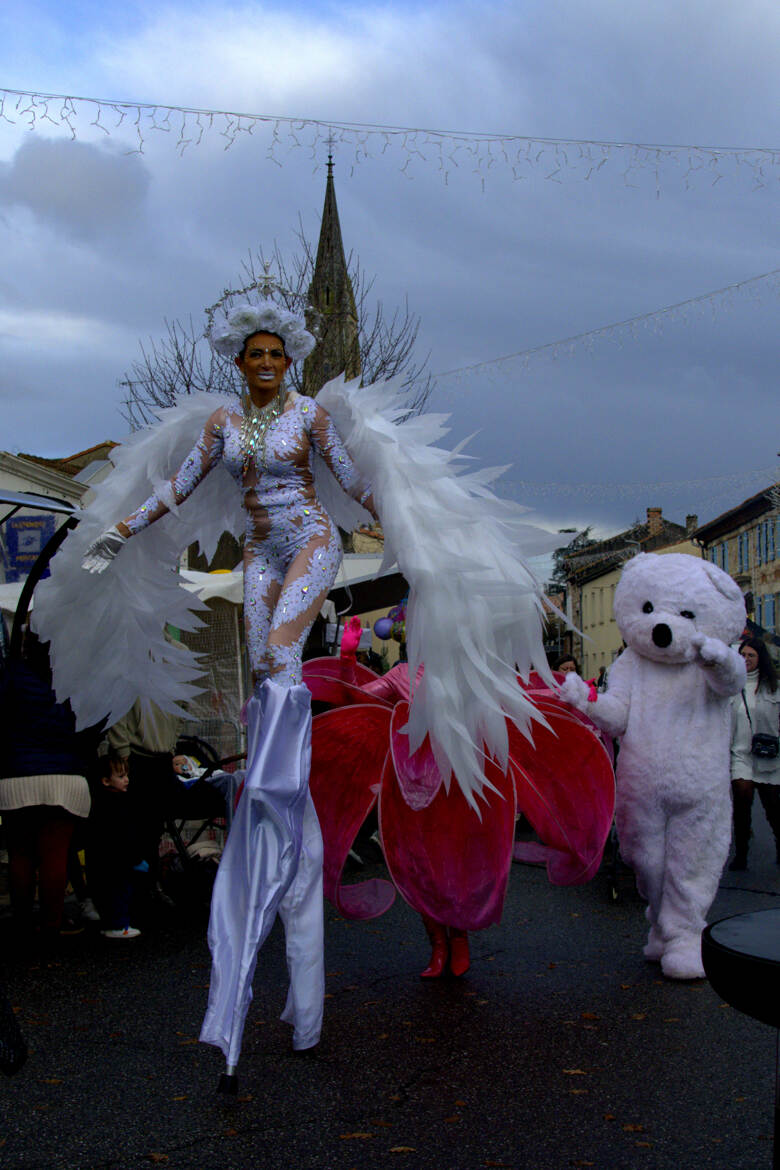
left=1, top=814, right=779, bottom=1170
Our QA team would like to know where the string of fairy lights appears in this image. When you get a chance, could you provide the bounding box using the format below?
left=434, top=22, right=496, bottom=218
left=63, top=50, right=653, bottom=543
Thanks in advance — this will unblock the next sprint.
left=2, top=87, right=778, bottom=388
left=505, top=468, right=780, bottom=499
left=431, top=267, right=780, bottom=386
left=427, top=270, right=780, bottom=516
left=1, top=87, right=779, bottom=194
left=478, top=445, right=780, bottom=526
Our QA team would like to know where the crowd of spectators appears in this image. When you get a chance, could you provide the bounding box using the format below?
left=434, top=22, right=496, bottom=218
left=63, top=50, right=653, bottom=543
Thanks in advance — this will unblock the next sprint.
left=0, top=631, right=228, bottom=949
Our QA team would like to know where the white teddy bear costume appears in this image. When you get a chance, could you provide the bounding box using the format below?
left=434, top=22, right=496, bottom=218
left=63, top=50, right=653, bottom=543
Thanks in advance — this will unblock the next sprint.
left=561, top=553, right=746, bottom=979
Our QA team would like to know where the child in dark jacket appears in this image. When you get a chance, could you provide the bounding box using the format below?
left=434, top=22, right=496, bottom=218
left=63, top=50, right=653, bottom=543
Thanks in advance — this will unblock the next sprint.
left=88, top=755, right=147, bottom=939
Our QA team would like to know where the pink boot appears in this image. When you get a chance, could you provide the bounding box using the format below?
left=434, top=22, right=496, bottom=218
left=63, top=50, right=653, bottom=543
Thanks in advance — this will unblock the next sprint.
left=420, top=915, right=449, bottom=978
left=448, top=928, right=470, bottom=976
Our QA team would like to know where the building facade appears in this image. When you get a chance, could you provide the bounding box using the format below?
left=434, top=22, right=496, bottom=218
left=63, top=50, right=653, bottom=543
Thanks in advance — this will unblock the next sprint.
left=0, top=451, right=92, bottom=585
left=694, top=484, right=780, bottom=636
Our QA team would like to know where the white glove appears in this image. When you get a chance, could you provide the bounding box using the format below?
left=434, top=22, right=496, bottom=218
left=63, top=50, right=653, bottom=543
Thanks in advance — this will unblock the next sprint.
left=82, top=526, right=128, bottom=574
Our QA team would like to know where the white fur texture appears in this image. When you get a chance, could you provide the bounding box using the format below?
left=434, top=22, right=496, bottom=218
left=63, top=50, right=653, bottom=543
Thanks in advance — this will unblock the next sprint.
left=562, top=553, right=746, bottom=979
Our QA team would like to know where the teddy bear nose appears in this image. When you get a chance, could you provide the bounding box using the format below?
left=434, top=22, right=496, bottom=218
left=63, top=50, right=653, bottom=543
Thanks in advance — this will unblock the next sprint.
left=652, top=623, right=672, bottom=648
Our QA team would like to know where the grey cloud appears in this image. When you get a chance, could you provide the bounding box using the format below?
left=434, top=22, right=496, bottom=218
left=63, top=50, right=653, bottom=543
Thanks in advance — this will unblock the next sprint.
left=0, top=136, right=150, bottom=238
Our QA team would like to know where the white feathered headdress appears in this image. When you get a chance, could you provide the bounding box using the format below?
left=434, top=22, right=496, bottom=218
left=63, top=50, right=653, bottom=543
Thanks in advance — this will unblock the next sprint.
left=207, top=297, right=316, bottom=362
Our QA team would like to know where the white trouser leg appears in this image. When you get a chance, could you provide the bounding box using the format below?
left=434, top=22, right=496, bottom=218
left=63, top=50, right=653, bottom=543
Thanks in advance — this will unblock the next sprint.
left=200, top=680, right=315, bottom=1065
left=279, top=794, right=325, bottom=1050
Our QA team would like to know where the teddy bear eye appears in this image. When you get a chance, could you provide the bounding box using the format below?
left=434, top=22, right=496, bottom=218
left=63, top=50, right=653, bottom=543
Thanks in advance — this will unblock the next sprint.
left=642, top=601, right=654, bottom=613
left=680, top=610, right=695, bottom=620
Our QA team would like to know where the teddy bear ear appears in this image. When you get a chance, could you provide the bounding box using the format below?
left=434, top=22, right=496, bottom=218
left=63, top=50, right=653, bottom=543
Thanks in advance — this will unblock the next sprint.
left=620, top=552, right=655, bottom=576
left=698, top=558, right=746, bottom=605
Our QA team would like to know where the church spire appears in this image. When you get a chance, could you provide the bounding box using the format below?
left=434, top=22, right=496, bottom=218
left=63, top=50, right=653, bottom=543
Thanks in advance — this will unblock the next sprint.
left=303, top=155, right=361, bottom=396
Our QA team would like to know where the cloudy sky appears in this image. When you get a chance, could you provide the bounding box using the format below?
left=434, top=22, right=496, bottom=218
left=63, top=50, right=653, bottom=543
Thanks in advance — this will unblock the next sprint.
left=0, top=0, right=778, bottom=540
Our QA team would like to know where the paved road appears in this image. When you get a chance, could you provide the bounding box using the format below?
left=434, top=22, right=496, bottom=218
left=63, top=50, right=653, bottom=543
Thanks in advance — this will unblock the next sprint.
left=2, top=814, right=779, bottom=1170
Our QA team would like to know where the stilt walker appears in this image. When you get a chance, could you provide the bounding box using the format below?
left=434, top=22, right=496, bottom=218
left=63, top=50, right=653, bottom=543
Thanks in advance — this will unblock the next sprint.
left=34, top=292, right=378, bottom=1093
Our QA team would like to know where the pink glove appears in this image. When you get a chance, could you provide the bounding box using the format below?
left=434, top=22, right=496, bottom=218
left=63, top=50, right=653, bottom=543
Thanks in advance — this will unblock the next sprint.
left=340, top=616, right=363, bottom=659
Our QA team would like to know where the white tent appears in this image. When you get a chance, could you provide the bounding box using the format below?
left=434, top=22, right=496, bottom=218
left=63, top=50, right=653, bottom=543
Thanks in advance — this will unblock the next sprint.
left=2, top=552, right=399, bottom=646
left=179, top=552, right=394, bottom=650
left=0, top=581, right=26, bottom=617
left=180, top=552, right=393, bottom=606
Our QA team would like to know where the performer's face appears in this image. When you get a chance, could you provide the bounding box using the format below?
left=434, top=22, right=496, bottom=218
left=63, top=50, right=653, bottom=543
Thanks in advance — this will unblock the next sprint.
left=235, top=332, right=292, bottom=400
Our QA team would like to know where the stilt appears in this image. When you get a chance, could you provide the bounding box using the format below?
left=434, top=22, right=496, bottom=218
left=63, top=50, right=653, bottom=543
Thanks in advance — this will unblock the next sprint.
left=216, top=1064, right=239, bottom=1100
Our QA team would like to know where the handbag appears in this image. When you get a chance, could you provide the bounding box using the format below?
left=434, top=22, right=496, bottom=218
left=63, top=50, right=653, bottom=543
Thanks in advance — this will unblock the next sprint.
left=741, top=692, right=780, bottom=759
left=751, top=733, right=779, bottom=759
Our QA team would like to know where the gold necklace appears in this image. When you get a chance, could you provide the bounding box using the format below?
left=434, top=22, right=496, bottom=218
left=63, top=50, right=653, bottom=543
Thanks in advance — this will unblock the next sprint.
left=241, top=386, right=286, bottom=475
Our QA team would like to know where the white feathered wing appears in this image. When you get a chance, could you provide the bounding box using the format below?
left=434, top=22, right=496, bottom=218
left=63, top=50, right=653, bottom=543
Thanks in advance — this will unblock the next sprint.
left=32, top=393, right=245, bottom=730
left=316, top=374, right=558, bottom=810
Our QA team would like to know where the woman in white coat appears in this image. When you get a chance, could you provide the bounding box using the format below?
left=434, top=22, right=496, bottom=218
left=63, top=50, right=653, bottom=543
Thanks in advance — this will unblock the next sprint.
left=729, top=635, right=780, bottom=870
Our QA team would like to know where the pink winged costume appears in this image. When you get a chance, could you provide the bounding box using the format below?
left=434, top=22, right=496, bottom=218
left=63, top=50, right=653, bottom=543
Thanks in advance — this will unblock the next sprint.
left=304, top=639, right=614, bottom=978
left=32, top=361, right=614, bottom=1083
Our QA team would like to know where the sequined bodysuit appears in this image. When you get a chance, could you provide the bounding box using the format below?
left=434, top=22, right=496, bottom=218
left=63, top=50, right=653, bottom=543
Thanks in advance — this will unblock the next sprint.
left=124, top=393, right=372, bottom=688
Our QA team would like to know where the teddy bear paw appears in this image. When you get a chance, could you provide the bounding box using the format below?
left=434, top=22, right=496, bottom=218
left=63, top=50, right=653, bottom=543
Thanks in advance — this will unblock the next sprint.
left=660, top=938, right=705, bottom=980
left=689, top=631, right=727, bottom=668
left=559, top=672, right=590, bottom=710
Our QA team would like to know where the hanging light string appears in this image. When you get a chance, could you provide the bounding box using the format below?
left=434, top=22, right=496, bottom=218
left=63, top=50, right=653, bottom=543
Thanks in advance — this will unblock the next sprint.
left=431, top=266, right=780, bottom=386
left=501, top=470, right=779, bottom=546
left=1, top=87, right=778, bottom=193
left=499, top=468, right=780, bottom=502
left=426, top=266, right=780, bottom=513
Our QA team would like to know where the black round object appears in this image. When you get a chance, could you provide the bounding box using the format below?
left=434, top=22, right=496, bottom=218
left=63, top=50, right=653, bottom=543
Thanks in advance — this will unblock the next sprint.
left=702, top=909, right=780, bottom=1029
left=652, top=623, right=672, bottom=648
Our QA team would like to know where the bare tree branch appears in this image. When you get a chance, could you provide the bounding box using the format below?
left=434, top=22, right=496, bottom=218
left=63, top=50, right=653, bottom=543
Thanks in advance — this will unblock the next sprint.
left=120, top=229, right=433, bottom=426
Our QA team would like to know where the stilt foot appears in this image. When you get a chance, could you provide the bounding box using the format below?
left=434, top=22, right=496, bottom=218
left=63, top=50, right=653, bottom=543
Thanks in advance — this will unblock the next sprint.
left=216, top=1072, right=239, bottom=1101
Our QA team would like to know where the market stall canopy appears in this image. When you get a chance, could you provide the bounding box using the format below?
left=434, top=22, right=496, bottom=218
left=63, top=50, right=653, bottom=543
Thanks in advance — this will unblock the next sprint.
left=0, top=581, right=26, bottom=617
left=0, top=489, right=76, bottom=526
left=2, top=553, right=405, bottom=621
left=180, top=553, right=407, bottom=613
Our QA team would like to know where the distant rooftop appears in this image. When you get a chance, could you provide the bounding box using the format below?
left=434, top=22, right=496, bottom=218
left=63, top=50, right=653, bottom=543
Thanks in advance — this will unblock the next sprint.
left=563, top=506, right=692, bottom=585
left=693, top=483, right=778, bottom=543
left=16, top=440, right=118, bottom=479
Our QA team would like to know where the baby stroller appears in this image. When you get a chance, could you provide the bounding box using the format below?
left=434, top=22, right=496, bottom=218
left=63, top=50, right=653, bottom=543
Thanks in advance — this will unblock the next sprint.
left=160, top=734, right=245, bottom=907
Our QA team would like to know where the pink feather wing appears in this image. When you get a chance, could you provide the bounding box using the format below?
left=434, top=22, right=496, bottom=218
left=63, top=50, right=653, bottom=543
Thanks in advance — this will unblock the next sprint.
left=309, top=705, right=396, bottom=920
left=379, top=702, right=516, bottom=930
left=507, top=699, right=615, bottom=885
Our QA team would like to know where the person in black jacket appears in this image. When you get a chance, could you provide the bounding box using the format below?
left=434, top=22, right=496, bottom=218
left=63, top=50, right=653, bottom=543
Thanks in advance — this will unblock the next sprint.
left=87, top=754, right=147, bottom=939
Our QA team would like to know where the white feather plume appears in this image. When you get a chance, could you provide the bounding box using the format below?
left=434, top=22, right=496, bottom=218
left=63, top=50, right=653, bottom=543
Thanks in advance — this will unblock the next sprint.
left=316, top=374, right=559, bottom=810
left=32, top=393, right=245, bottom=730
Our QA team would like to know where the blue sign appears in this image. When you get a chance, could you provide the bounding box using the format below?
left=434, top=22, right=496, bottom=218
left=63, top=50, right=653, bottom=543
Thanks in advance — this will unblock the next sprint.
left=4, top=515, right=56, bottom=582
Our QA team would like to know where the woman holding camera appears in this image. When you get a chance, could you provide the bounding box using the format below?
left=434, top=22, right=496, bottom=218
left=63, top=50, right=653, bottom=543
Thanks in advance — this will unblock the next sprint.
left=729, top=635, right=780, bottom=870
